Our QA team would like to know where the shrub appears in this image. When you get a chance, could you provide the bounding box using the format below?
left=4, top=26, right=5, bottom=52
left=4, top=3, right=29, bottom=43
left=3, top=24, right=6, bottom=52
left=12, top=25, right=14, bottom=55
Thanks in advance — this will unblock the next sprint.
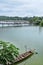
left=0, top=41, right=19, bottom=65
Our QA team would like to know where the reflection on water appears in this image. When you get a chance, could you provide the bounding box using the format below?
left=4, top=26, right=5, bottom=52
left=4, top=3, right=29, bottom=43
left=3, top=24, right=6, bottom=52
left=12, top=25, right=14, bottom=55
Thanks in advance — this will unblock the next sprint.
left=39, top=26, right=43, bottom=33
left=0, top=26, right=43, bottom=65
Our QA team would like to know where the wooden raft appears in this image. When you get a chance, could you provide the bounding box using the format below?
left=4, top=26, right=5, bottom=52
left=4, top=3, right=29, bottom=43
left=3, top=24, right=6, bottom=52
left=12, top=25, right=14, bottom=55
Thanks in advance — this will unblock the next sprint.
left=14, top=51, right=33, bottom=63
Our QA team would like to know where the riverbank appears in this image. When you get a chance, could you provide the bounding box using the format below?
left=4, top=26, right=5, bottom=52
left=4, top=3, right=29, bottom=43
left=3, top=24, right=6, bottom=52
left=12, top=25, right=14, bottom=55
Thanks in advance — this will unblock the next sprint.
left=0, top=16, right=43, bottom=27
left=0, top=20, right=43, bottom=27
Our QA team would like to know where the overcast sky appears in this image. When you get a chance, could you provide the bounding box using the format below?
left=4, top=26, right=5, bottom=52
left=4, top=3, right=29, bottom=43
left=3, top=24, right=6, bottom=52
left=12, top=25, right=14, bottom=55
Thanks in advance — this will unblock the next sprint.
left=0, top=0, right=43, bottom=17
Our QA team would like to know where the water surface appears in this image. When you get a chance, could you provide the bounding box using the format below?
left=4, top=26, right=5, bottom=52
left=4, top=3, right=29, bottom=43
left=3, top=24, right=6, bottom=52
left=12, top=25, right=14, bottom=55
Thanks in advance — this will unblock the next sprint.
left=0, top=26, right=43, bottom=65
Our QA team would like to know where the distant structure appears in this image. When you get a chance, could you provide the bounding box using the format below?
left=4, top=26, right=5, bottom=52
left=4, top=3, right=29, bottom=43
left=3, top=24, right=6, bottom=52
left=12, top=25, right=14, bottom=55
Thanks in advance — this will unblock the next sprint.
left=0, top=20, right=29, bottom=27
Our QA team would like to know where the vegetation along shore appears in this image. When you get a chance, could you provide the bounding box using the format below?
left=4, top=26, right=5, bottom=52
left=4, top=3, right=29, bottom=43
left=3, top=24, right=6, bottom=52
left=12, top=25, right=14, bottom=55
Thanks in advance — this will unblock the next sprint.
left=0, top=41, right=34, bottom=65
left=0, top=16, right=43, bottom=27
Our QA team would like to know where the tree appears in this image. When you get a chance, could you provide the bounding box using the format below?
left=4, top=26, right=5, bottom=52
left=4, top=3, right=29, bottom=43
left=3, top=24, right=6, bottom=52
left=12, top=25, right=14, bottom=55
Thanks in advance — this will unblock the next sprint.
left=0, top=41, right=19, bottom=65
left=40, top=20, right=43, bottom=26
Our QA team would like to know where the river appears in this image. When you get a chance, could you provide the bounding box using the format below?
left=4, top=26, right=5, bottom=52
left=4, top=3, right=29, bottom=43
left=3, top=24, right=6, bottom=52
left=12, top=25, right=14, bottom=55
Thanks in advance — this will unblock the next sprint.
left=0, top=26, right=43, bottom=65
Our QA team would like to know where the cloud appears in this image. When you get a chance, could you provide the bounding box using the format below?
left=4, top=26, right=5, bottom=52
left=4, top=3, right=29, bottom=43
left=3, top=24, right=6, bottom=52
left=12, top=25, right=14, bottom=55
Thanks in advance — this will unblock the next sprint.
left=0, top=0, right=43, bottom=17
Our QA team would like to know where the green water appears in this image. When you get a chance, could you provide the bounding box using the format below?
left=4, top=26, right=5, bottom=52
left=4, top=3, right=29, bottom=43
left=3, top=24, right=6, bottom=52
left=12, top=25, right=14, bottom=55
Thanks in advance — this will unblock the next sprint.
left=0, top=26, right=43, bottom=65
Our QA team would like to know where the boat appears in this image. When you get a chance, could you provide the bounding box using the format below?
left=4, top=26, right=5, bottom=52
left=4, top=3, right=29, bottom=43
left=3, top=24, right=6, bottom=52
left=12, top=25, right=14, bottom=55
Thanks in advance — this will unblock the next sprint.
left=0, top=50, right=34, bottom=65
left=14, top=50, right=34, bottom=63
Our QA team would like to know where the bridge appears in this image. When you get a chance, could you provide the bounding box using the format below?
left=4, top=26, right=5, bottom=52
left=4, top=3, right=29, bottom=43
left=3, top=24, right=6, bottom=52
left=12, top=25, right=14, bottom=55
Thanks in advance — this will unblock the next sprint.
left=0, top=20, right=29, bottom=27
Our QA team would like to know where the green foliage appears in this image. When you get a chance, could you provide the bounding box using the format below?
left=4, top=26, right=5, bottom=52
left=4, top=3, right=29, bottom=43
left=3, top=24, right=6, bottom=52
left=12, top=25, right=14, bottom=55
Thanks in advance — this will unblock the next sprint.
left=0, top=41, right=19, bottom=65
left=0, top=16, right=43, bottom=22
left=40, top=20, right=43, bottom=26
left=0, top=16, right=43, bottom=26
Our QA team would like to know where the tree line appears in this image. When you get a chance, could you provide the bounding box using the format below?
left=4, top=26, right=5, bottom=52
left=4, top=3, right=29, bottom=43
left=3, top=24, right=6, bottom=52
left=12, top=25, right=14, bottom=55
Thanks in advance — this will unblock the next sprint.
left=0, top=16, right=43, bottom=26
